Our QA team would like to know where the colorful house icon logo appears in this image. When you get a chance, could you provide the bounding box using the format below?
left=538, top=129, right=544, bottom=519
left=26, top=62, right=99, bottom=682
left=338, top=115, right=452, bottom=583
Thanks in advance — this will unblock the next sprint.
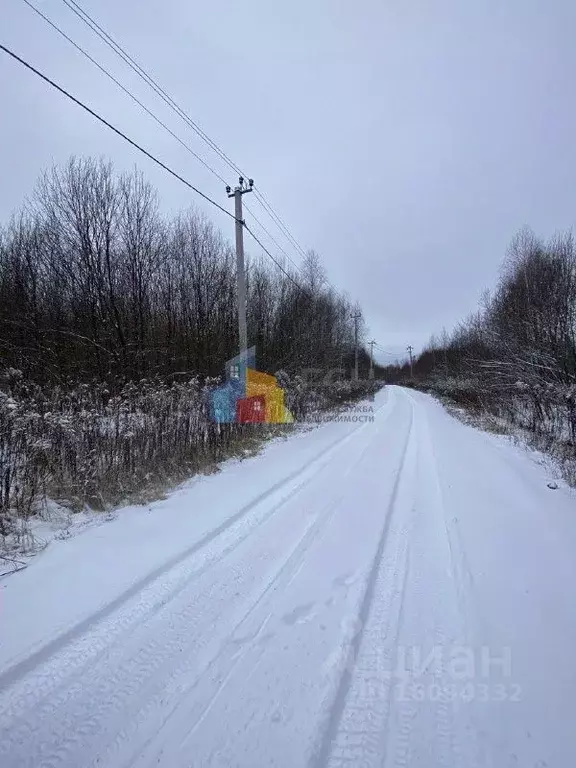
left=209, top=347, right=294, bottom=424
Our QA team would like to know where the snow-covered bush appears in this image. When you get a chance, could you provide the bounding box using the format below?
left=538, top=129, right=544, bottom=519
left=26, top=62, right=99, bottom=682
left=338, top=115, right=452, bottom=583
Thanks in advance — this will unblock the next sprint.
left=0, top=368, right=381, bottom=531
left=0, top=372, right=243, bottom=526
left=277, top=370, right=381, bottom=419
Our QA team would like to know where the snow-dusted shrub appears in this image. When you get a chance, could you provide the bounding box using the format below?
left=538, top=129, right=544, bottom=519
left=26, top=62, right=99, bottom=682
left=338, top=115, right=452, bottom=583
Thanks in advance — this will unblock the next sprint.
left=0, top=371, right=247, bottom=521
left=277, top=370, right=381, bottom=419
left=0, top=367, right=382, bottom=527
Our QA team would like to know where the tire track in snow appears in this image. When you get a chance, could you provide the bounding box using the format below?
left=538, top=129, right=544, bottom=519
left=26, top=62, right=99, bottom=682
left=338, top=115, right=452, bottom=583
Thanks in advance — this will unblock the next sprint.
left=110, top=422, right=388, bottom=768
left=311, top=395, right=417, bottom=768
left=382, top=392, right=459, bottom=768
left=0, top=460, right=324, bottom=728
left=387, top=389, right=484, bottom=768
left=0, top=394, right=390, bottom=704
left=130, top=494, right=349, bottom=768
left=0, top=488, right=342, bottom=766
left=0, top=398, right=392, bottom=768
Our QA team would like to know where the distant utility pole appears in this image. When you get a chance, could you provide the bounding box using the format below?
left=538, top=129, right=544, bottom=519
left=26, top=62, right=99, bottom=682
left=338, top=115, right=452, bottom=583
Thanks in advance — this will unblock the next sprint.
left=351, top=311, right=362, bottom=381
left=369, top=340, right=376, bottom=380
left=407, top=345, right=414, bottom=378
left=227, top=176, right=253, bottom=355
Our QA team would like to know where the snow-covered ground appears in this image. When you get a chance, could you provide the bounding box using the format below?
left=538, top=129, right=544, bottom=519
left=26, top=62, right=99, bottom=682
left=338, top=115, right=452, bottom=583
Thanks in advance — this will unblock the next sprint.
left=1, top=386, right=574, bottom=767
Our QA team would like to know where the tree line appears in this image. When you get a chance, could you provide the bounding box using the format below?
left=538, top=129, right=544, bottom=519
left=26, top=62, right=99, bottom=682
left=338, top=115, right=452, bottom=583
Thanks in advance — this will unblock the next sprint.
left=0, top=157, right=381, bottom=540
left=0, top=156, right=374, bottom=384
left=387, top=228, right=576, bottom=452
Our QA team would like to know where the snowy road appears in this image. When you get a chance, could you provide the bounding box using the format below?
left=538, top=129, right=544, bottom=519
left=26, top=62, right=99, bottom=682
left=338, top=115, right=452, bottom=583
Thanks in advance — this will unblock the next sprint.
left=1, top=386, right=575, bottom=767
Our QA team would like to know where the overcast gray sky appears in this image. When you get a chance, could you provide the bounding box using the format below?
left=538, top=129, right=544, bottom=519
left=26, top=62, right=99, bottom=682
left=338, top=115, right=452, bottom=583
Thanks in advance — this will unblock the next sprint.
left=3, top=0, right=576, bottom=363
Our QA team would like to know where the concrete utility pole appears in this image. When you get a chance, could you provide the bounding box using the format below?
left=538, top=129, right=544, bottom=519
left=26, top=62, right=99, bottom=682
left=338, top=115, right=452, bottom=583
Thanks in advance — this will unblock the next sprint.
left=351, top=311, right=362, bottom=381
left=407, top=344, right=414, bottom=378
left=227, top=176, right=253, bottom=355
left=369, top=340, right=376, bottom=380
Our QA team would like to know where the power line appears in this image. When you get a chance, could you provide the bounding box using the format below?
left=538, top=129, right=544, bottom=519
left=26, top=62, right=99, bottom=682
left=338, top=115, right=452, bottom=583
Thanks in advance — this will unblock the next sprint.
left=59, top=0, right=247, bottom=180
left=243, top=203, right=302, bottom=273
left=58, top=0, right=239, bottom=176
left=374, top=343, right=401, bottom=357
left=22, top=0, right=305, bottom=275
left=243, top=224, right=341, bottom=309
left=29, top=0, right=310, bottom=270
left=58, top=0, right=312, bottom=273
left=23, top=0, right=312, bottom=287
left=59, top=0, right=311, bottom=269
left=21, top=0, right=227, bottom=184
left=0, top=41, right=315, bottom=294
left=0, top=43, right=234, bottom=221
left=253, top=189, right=308, bottom=260
left=11, top=4, right=350, bottom=312
left=243, top=224, right=308, bottom=295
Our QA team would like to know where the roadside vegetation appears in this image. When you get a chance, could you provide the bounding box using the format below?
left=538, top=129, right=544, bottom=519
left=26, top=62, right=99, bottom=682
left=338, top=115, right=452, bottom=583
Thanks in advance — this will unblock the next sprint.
left=384, top=228, right=576, bottom=484
left=0, top=156, right=382, bottom=564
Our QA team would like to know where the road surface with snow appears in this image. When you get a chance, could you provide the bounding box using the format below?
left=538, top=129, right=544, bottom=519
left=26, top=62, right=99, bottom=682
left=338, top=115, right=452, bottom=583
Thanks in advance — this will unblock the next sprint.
left=1, top=386, right=574, bottom=767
